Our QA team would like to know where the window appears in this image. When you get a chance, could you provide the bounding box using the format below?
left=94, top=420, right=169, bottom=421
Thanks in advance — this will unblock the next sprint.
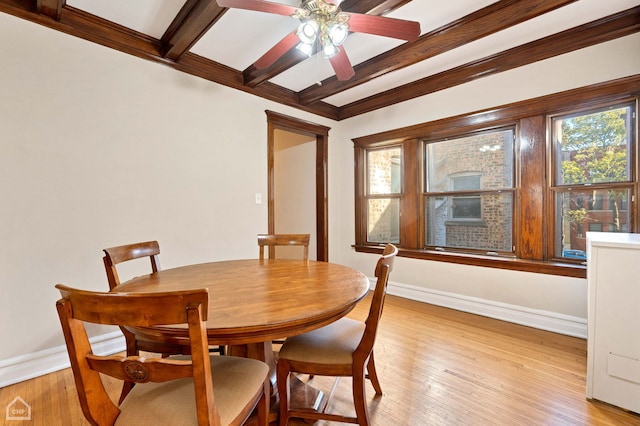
left=451, top=175, right=482, bottom=220
left=352, top=76, right=639, bottom=278
left=552, top=103, right=634, bottom=260
left=589, top=223, right=603, bottom=232
left=425, top=129, right=515, bottom=253
left=451, top=194, right=481, bottom=219
left=365, top=147, right=401, bottom=243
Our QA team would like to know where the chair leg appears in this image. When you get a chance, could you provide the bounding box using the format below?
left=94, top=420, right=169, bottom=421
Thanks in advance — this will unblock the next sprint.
left=257, top=378, right=270, bottom=426
left=366, top=353, right=382, bottom=395
left=119, top=328, right=139, bottom=404
left=352, top=366, right=371, bottom=426
left=118, top=382, right=134, bottom=405
left=277, top=359, right=291, bottom=426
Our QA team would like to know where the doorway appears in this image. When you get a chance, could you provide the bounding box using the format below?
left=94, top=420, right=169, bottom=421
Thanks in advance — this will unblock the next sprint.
left=266, top=111, right=330, bottom=261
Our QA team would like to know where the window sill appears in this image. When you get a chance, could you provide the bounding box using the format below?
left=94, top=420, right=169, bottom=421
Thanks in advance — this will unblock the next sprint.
left=353, top=245, right=586, bottom=278
left=445, top=219, right=487, bottom=226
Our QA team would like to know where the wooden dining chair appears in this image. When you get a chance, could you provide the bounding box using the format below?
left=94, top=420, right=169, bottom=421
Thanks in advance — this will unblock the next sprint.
left=258, top=233, right=311, bottom=348
left=102, top=242, right=188, bottom=358
left=258, top=233, right=310, bottom=261
left=103, top=240, right=224, bottom=403
left=56, top=284, right=269, bottom=426
left=103, top=241, right=161, bottom=291
left=276, top=244, right=398, bottom=426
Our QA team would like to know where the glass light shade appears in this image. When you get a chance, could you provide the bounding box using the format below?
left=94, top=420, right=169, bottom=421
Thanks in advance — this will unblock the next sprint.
left=296, top=42, right=313, bottom=57
left=297, top=21, right=319, bottom=44
left=328, top=22, right=348, bottom=46
left=322, top=42, right=339, bottom=58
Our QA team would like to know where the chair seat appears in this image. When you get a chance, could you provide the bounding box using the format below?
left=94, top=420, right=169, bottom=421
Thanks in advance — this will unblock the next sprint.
left=116, top=355, right=269, bottom=426
left=278, top=317, right=365, bottom=365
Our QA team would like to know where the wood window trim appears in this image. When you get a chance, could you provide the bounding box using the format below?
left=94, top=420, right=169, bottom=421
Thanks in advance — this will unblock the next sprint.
left=353, top=75, right=640, bottom=279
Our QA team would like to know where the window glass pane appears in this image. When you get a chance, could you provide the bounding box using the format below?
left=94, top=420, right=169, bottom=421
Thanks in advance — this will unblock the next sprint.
left=589, top=223, right=603, bottom=232
left=452, top=196, right=481, bottom=219
left=554, top=105, right=632, bottom=185
left=367, top=198, right=400, bottom=243
left=555, top=188, right=631, bottom=258
left=426, top=193, right=513, bottom=251
left=368, top=148, right=401, bottom=194
left=451, top=175, right=481, bottom=219
left=452, top=175, right=480, bottom=191
left=426, top=129, right=514, bottom=192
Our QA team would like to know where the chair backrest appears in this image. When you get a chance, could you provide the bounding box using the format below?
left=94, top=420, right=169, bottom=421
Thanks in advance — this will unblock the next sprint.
left=55, top=284, right=218, bottom=425
left=257, top=234, right=310, bottom=261
left=356, top=244, right=398, bottom=358
left=103, top=241, right=161, bottom=290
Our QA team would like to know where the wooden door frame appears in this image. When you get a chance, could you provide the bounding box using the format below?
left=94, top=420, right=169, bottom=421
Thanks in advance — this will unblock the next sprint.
left=266, top=110, right=330, bottom=261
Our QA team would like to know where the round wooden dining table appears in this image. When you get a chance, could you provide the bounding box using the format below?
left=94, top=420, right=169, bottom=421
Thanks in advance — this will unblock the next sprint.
left=114, top=258, right=369, bottom=422
left=113, top=258, right=369, bottom=347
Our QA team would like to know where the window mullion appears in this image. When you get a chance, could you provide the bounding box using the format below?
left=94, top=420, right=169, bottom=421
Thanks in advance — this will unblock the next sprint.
left=518, top=115, right=546, bottom=260
left=401, top=138, right=420, bottom=249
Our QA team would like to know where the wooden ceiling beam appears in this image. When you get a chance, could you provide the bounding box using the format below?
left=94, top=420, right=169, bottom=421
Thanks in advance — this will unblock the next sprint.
left=36, top=0, right=64, bottom=20
left=161, top=0, right=227, bottom=61
left=298, top=0, right=578, bottom=105
left=339, top=6, right=640, bottom=119
left=241, top=0, right=411, bottom=88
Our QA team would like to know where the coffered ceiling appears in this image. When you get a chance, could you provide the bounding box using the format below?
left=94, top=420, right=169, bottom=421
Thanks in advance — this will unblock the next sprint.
left=1, top=0, right=638, bottom=120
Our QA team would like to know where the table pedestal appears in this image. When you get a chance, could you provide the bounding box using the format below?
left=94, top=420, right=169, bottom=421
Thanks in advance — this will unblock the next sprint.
left=229, top=343, right=326, bottom=425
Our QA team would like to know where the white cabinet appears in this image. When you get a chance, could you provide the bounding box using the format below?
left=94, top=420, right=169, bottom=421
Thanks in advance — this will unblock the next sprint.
left=586, top=232, right=640, bottom=414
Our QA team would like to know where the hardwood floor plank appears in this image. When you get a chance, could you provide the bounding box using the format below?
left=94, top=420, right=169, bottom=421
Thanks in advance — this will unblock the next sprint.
left=1, top=294, right=639, bottom=425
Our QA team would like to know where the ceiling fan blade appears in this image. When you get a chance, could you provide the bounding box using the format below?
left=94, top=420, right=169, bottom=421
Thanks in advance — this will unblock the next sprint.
left=329, top=48, right=355, bottom=81
left=254, top=31, right=301, bottom=69
left=216, top=0, right=299, bottom=16
left=347, top=13, right=420, bottom=41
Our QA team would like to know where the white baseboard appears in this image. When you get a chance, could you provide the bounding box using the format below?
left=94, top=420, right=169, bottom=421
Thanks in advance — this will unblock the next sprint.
left=1, top=281, right=587, bottom=388
left=0, top=331, right=125, bottom=388
left=383, top=279, right=587, bottom=339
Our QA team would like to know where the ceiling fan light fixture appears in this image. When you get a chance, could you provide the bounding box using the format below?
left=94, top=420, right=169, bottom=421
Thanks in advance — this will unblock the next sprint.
left=224, top=0, right=421, bottom=81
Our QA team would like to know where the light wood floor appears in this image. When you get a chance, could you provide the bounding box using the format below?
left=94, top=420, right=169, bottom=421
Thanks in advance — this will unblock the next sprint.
left=2, top=295, right=639, bottom=425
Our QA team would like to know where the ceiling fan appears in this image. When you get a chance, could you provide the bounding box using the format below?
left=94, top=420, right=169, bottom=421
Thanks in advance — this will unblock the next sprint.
left=216, top=0, right=421, bottom=81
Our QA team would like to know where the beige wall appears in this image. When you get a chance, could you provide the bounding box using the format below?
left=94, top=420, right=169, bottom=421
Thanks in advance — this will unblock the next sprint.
left=0, top=13, right=332, bottom=362
left=1, top=9, right=639, bottom=369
